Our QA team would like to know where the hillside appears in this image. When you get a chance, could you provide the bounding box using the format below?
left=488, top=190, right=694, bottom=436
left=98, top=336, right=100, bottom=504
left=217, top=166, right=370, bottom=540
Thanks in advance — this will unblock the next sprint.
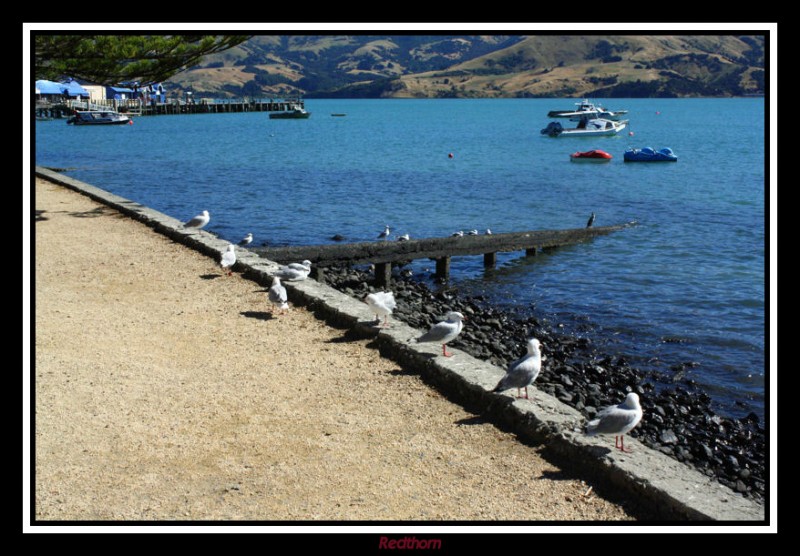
left=164, top=35, right=765, bottom=98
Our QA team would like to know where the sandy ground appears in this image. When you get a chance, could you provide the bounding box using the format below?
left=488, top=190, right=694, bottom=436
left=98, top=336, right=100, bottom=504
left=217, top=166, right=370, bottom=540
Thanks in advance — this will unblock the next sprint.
left=32, top=177, right=639, bottom=522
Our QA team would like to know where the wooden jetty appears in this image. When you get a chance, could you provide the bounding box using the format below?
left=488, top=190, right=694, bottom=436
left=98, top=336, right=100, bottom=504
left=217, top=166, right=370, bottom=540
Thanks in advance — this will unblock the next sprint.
left=35, top=97, right=306, bottom=119
left=254, top=222, right=636, bottom=286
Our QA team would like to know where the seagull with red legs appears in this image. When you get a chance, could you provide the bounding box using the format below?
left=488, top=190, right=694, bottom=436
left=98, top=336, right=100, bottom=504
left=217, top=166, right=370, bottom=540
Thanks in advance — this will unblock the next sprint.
left=585, top=392, right=643, bottom=453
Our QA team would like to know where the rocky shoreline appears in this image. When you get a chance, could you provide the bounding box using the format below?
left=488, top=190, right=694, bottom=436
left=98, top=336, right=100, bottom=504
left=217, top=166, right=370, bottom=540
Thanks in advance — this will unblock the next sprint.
left=320, top=264, right=766, bottom=503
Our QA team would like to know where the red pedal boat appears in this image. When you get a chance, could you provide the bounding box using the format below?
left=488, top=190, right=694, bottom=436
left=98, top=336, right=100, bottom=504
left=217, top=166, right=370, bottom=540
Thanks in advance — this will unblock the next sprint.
left=569, top=149, right=613, bottom=163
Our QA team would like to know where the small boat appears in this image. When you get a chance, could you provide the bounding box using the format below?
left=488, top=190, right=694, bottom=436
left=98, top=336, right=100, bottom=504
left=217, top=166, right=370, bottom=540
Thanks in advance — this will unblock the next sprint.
left=269, top=104, right=310, bottom=119
left=66, top=110, right=130, bottom=125
left=548, top=99, right=628, bottom=121
left=541, top=117, right=628, bottom=137
left=570, top=149, right=613, bottom=162
left=623, top=147, right=678, bottom=162
left=331, top=113, right=347, bottom=117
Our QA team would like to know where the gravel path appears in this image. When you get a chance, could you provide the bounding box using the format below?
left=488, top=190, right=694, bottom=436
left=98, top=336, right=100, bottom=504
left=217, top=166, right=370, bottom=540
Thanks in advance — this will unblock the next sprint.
left=33, top=177, right=640, bottom=521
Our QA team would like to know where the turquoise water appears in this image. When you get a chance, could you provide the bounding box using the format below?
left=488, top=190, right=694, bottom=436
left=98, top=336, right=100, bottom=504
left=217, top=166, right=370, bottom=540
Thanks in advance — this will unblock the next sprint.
left=34, top=98, right=767, bottom=417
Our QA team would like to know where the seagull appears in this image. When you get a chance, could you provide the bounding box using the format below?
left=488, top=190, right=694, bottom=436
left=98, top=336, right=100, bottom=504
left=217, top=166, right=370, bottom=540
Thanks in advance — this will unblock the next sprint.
left=586, top=212, right=596, bottom=228
left=585, top=392, right=644, bottom=453
left=414, top=311, right=466, bottom=357
left=286, top=260, right=312, bottom=272
left=492, top=338, right=543, bottom=399
left=485, top=229, right=493, bottom=235
left=378, top=225, right=391, bottom=240
left=467, top=229, right=479, bottom=235
left=397, top=233, right=410, bottom=242
left=451, top=231, right=464, bottom=237
left=220, top=244, right=236, bottom=276
left=268, top=276, right=289, bottom=314
left=239, top=232, right=253, bottom=246
left=183, top=210, right=210, bottom=230
left=365, top=291, right=396, bottom=328
left=276, top=262, right=310, bottom=281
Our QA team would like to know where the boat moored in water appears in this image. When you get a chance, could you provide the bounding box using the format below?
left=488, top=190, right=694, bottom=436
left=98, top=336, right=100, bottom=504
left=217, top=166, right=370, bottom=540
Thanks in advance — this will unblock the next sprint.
left=66, top=110, right=131, bottom=125
left=542, top=117, right=628, bottom=137
left=623, top=147, right=678, bottom=162
left=548, top=99, right=629, bottom=121
left=570, top=149, right=613, bottom=162
left=269, top=104, right=311, bottom=119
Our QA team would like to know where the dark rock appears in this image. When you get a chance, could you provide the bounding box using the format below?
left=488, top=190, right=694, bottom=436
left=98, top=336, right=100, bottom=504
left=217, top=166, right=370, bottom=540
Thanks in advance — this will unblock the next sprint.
left=659, top=430, right=678, bottom=444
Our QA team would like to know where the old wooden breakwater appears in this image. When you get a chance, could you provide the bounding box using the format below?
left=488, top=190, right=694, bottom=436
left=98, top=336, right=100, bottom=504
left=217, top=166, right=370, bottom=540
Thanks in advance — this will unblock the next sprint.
left=254, top=222, right=636, bottom=286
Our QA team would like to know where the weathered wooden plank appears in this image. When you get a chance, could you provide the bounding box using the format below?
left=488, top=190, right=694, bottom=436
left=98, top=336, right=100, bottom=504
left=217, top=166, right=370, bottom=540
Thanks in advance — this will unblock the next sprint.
left=253, top=223, right=635, bottom=267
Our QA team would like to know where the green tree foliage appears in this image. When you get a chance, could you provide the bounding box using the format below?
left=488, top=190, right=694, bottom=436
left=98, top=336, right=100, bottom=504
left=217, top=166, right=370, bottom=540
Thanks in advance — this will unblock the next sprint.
left=35, top=35, right=252, bottom=85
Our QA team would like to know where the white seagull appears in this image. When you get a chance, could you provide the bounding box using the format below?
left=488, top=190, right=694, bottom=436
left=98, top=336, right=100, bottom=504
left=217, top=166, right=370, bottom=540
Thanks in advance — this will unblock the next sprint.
left=397, top=233, right=410, bottom=242
left=485, top=229, right=493, bottom=235
left=585, top=392, right=644, bottom=453
left=286, top=260, right=312, bottom=272
left=451, top=230, right=464, bottom=237
left=467, top=229, right=479, bottom=235
left=276, top=262, right=311, bottom=281
left=365, top=291, right=396, bottom=328
left=414, top=311, right=466, bottom=357
left=378, top=225, right=391, bottom=240
left=183, top=210, right=210, bottom=230
left=239, top=232, right=253, bottom=246
left=220, top=244, right=236, bottom=276
left=268, top=277, right=289, bottom=314
left=492, top=338, right=543, bottom=399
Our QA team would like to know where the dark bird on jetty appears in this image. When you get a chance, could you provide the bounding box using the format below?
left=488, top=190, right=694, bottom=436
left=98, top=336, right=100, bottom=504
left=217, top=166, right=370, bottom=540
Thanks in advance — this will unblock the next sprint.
left=378, top=225, right=391, bottom=240
left=492, top=338, right=543, bottom=399
left=585, top=393, right=643, bottom=453
left=239, top=232, right=253, bottom=246
left=586, top=212, right=596, bottom=228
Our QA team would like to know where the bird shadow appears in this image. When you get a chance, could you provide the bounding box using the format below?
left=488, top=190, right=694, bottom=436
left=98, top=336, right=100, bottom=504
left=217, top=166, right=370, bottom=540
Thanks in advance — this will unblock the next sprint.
left=326, top=328, right=377, bottom=344
left=454, top=415, right=489, bottom=426
left=537, top=469, right=582, bottom=482
left=35, top=209, right=49, bottom=222
left=240, top=311, right=274, bottom=321
left=68, top=207, right=109, bottom=218
left=200, top=274, right=221, bottom=280
left=388, top=368, right=417, bottom=377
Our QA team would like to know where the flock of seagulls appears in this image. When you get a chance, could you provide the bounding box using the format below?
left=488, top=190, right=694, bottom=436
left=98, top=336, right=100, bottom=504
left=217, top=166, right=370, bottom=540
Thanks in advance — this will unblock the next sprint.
left=182, top=210, right=640, bottom=451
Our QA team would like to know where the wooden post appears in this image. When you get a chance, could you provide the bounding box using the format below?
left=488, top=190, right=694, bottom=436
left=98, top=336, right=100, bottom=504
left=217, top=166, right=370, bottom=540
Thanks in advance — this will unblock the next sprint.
left=374, top=262, right=392, bottom=287
left=484, top=252, right=497, bottom=268
left=435, top=256, right=451, bottom=281
left=526, top=247, right=538, bottom=256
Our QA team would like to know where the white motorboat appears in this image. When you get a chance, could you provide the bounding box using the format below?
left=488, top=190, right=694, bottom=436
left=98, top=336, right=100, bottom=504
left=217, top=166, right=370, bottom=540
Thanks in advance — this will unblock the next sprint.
left=547, top=99, right=628, bottom=121
left=66, top=110, right=131, bottom=125
left=541, top=117, right=628, bottom=137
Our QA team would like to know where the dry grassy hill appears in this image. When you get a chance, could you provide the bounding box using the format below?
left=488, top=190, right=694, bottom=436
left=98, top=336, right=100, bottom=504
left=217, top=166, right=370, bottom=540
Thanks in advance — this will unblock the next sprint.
left=165, top=35, right=765, bottom=98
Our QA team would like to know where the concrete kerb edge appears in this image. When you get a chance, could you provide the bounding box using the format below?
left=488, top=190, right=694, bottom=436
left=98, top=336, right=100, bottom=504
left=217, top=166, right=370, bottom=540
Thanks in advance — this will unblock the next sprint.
left=34, top=167, right=765, bottom=522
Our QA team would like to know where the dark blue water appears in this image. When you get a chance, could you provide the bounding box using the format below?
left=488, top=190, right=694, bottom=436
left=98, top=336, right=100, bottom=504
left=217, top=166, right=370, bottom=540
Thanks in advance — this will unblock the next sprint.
left=34, top=98, right=766, bottom=418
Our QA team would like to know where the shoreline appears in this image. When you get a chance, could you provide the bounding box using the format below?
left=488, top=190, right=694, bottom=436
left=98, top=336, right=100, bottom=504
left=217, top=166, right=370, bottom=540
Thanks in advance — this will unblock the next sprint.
left=319, top=264, right=766, bottom=503
left=32, top=167, right=765, bottom=521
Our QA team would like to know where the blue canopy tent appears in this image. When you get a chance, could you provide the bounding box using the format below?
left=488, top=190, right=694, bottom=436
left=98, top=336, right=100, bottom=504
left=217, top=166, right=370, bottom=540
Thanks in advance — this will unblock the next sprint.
left=60, top=79, right=90, bottom=98
left=35, top=79, right=66, bottom=96
left=106, top=86, right=135, bottom=100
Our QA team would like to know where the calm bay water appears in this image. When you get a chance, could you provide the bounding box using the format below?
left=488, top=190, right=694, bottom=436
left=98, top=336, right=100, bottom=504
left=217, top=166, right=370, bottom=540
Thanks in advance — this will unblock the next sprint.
left=34, top=98, right=766, bottom=418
